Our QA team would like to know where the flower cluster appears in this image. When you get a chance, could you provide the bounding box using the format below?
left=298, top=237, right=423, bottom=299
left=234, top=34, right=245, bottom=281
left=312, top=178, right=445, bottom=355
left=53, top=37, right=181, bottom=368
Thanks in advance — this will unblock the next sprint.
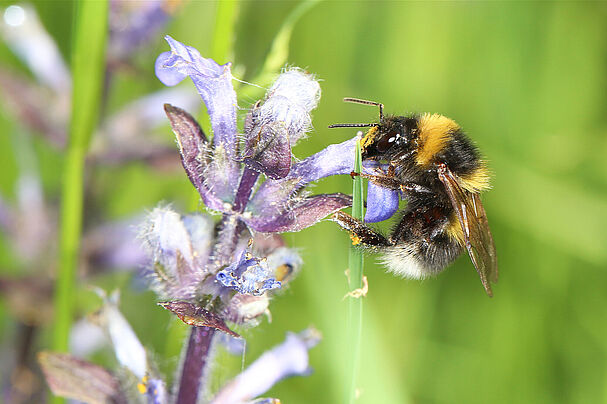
left=40, top=33, right=363, bottom=403
left=145, top=36, right=360, bottom=328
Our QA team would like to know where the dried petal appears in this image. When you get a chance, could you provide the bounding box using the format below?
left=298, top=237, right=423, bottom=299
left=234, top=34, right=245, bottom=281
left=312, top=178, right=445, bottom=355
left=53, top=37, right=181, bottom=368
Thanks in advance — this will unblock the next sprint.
left=216, top=249, right=281, bottom=295
left=246, top=193, right=352, bottom=233
left=38, top=351, right=127, bottom=404
left=158, top=301, right=239, bottom=338
left=156, top=36, right=238, bottom=154
left=364, top=182, right=400, bottom=223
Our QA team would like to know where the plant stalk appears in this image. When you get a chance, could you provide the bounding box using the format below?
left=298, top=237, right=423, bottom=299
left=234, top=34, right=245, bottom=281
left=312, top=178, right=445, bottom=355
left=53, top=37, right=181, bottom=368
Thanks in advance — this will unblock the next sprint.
left=176, top=326, right=216, bottom=404
left=346, top=140, right=365, bottom=404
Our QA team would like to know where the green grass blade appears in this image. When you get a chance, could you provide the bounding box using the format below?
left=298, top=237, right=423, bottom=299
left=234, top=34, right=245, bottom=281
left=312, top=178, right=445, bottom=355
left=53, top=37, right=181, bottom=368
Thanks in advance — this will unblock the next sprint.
left=210, top=1, right=239, bottom=64
left=346, top=139, right=365, bottom=404
left=239, top=0, right=321, bottom=101
left=52, top=0, right=108, bottom=355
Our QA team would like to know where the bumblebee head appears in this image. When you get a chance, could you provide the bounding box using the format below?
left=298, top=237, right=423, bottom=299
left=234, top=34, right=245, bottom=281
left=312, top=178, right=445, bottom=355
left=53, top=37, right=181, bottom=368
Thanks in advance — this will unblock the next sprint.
left=360, top=115, right=418, bottom=161
left=329, top=98, right=420, bottom=162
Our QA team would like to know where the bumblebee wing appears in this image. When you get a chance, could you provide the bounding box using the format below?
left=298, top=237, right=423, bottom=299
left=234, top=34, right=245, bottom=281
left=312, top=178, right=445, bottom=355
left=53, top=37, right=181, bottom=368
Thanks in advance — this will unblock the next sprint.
left=437, top=164, right=498, bottom=296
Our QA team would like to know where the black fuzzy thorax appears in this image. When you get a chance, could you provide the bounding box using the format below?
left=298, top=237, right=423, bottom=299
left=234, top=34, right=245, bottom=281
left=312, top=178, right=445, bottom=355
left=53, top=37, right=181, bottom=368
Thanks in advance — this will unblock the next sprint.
left=371, top=115, right=481, bottom=270
left=434, top=127, right=483, bottom=177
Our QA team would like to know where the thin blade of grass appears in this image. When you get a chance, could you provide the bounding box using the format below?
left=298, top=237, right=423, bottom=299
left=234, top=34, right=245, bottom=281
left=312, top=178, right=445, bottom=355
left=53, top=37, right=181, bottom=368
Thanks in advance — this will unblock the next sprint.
left=346, top=139, right=365, bottom=403
left=239, top=0, right=322, bottom=102
left=53, top=0, right=108, bottom=356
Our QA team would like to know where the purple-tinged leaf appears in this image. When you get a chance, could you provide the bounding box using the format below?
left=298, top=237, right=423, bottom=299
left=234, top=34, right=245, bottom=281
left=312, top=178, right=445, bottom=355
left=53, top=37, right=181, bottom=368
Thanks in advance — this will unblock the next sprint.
left=158, top=301, right=240, bottom=338
left=38, top=351, right=127, bottom=404
left=364, top=183, right=400, bottom=223
left=246, top=193, right=352, bottom=233
left=156, top=36, right=238, bottom=154
left=164, top=104, right=225, bottom=211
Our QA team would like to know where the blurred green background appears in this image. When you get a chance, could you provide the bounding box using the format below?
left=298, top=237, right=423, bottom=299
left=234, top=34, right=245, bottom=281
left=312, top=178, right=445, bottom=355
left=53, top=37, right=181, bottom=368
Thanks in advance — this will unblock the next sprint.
left=1, top=1, right=607, bottom=403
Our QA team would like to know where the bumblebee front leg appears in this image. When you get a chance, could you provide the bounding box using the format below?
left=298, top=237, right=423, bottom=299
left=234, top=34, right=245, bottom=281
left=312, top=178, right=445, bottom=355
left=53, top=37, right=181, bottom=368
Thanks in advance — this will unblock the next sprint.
left=350, top=170, right=433, bottom=196
left=331, top=211, right=391, bottom=248
left=350, top=171, right=401, bottom=190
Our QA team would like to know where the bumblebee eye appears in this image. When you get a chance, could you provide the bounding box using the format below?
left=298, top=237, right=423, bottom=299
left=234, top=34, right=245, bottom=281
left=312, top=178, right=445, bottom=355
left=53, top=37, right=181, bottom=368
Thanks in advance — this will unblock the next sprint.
left=376, top=130, right=399, bottom=152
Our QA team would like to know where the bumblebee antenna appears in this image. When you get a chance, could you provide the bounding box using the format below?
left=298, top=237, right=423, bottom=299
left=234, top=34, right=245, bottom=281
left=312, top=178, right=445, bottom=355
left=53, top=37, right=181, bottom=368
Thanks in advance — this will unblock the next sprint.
left=328, top=97, right=384, bottom=129
left=342, top=97, right=384, bottom=121
left=328, top=122, right=378, bottom=128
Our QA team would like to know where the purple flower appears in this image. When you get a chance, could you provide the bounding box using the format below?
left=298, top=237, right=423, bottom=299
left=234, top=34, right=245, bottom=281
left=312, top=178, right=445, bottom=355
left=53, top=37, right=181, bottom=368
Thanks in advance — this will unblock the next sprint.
left=144, top=37, right=361, bottom=404
left=156, top=36, right=238, bottom=155
left=140, top=206, right=303, bottom=333
left=156, top=36, right=354, bottom=233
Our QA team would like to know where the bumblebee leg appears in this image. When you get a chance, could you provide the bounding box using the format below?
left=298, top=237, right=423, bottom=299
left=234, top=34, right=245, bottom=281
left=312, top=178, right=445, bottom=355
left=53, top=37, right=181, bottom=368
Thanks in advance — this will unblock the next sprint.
left=331, top=211, right=391, bottom=247
left=351, top=172, right=402, bottom=190
left=351, top=171, right=431, bottom=195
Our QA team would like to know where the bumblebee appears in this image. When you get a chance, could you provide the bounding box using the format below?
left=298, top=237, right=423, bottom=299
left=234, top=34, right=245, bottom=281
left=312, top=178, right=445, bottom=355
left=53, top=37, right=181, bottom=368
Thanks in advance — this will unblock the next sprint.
left=329, top=98, right=498, bottom=296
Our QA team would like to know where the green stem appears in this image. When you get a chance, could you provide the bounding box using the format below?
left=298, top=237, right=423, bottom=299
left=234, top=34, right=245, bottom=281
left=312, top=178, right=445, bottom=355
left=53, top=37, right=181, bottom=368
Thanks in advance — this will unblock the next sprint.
left=346, top=140, right=365, bottom=403
left=239, top=0, right=321, bottom=102
left=52, top=0, right=108, bottom=354
left=210, top=0, right=239, bottom=65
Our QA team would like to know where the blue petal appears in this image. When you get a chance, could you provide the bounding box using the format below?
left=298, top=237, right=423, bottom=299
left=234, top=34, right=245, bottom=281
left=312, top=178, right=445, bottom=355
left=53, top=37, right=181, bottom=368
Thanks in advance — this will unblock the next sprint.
left=249, top=137, right=357, bottom=208
left=364, top=182, right=400, bottom=223
left=216, top=249, right=282, bottom=295
left=156, top=36, right=238, bottom=155
left=155, top=51, right=186, bottom=86
left=290, top=136, right=357, bottom=183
